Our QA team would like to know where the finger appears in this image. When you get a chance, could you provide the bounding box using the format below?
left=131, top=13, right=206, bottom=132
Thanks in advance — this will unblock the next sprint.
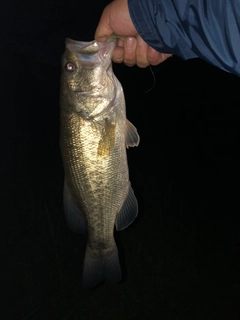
left=161, top=53, right=173, bottom=63
left=146, top=47, right=172, bottom=65
left=112, top=46, right=124, bottom=63
left=135, top=36, right=149, bottom=68
left=123, top=37, right=137, bottom=66
left=146, top=46, right=163, bottom=65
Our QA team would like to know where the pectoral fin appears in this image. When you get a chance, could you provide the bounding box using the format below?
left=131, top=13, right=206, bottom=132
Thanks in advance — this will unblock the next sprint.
left=115, top=185, right=138, bottom=231
left=98, top=119, right=116, bottom=157
left=63, top=180, right=86, bottom=234
left=125, top=119, right=140, bottom=148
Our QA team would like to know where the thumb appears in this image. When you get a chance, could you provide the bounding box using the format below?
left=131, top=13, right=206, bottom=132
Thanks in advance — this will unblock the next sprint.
left=94, top=7, right=114, bottom=42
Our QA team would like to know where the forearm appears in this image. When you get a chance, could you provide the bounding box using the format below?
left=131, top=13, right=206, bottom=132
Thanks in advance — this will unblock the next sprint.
left=129, top=0, right=240, bottom=76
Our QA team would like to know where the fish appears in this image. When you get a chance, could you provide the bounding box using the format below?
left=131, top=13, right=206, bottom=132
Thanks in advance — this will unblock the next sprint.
left=59, top=38, right=140, bottom=288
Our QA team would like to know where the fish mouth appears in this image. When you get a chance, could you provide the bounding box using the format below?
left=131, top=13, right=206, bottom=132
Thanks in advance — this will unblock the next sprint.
left=65, top=38, right=117, bottom=64
left=65, top=38, right=100, bottom=54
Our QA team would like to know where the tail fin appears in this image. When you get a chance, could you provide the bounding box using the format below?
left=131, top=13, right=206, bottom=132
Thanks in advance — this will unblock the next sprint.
left=82, top=242, right=121, bottom=289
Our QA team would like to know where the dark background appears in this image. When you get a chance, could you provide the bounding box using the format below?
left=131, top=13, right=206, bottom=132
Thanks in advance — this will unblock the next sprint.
left=1, top=1, right=240, bottom=319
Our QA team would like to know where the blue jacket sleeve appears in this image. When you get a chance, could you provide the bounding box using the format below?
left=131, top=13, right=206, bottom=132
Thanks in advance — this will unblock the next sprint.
left=128, top=0, right=240, bottom=76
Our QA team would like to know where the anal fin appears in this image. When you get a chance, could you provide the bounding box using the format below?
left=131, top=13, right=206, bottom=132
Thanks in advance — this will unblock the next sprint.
left=115, top=185, right=138, bottom=231
left=63, top=179, right=86, bottom=234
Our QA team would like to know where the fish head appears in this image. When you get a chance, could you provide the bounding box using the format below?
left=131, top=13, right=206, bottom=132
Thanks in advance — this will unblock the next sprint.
left=60, top=38, right=118, bottom=119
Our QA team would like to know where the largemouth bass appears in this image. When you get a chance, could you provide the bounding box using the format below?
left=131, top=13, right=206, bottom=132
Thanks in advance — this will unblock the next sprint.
left=60, top=38, right=140, bottom=288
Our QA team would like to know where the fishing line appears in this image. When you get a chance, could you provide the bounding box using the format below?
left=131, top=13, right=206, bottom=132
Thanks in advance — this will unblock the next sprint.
left=144, top=65, right=156, bottom=94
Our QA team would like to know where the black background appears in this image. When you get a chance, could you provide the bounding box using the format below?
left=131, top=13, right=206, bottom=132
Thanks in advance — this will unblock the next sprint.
left=1, top=1, right=240, bottom=319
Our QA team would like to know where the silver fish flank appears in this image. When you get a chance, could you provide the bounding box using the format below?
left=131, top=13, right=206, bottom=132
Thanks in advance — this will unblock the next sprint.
left=60, top=38, right=140, bottom=288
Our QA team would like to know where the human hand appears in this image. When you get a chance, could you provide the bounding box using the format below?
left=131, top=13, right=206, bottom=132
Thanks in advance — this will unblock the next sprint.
left=94, top=0, right=172, bottom=68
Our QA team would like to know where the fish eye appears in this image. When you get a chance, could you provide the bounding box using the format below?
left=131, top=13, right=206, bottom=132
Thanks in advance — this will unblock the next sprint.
left=65, top=62, right=76, bottom=72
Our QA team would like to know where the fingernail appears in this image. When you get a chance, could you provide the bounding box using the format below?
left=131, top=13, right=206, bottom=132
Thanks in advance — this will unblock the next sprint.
left=125, top=37, right=135, bottom=52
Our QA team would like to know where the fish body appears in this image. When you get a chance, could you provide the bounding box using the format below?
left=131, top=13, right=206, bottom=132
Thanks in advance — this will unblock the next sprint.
left=60, top=38, right=140, bottom=288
